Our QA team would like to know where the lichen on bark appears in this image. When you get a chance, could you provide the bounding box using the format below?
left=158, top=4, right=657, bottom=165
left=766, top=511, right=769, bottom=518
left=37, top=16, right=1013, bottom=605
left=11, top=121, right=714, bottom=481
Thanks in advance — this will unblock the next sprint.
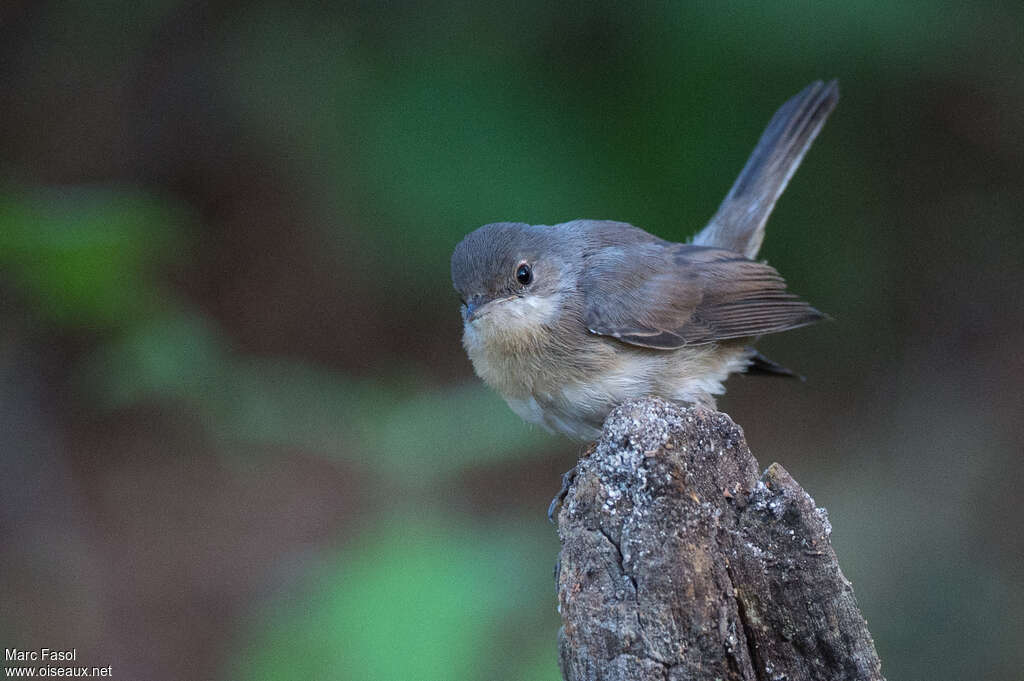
left=555, top=398, right=884, bottom=681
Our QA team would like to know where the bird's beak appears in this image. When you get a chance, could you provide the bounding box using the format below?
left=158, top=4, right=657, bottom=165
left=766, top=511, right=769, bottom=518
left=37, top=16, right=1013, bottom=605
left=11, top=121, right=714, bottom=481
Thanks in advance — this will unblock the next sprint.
left=463, top=294, right=514, bottom=323
left=463, top=295, right=486, bottom=323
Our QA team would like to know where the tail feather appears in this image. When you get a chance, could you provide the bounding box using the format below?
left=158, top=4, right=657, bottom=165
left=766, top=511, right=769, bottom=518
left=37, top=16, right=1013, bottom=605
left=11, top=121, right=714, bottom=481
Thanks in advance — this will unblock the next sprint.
left=693, top=80, right=839, bottom=259
left=745, top=350, right=805, bottom=381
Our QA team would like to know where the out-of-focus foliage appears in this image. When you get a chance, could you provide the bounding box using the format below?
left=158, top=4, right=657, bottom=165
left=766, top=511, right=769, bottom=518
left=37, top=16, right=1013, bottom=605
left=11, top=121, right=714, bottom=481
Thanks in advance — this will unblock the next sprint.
left=1, top=2, right=1023, bottom=681
left=234, top=516, right=557, bottom=681
left=0, top=187, right=185, bottom=328
left=88, top=312, right=554, bottom=483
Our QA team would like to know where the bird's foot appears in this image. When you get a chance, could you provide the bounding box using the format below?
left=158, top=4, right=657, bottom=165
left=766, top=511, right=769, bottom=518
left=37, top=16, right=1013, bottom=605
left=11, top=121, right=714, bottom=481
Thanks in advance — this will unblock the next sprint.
left=547, top=442, right=598, bottom=523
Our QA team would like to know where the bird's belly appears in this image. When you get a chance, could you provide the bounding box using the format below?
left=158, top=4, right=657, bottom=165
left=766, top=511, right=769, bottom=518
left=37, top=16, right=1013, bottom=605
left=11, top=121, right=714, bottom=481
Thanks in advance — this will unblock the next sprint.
left=512, top=345, right=753, bottom=441
left=502, top=356, right=660, bottom=441
left=466, top=321, right=751, bottom=440
left=505, top=393, right=605, bottom=441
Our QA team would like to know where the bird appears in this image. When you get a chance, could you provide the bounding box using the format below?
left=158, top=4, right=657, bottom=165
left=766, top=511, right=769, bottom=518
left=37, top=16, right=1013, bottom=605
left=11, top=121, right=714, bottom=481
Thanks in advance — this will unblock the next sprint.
left=451, top=80, right=838, bottom=441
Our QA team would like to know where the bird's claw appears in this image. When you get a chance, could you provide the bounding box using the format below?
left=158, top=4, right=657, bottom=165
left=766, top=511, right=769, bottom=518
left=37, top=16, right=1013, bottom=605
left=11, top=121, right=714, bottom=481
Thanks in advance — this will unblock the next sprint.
left=548, top=465, right=579, bottom=523
left=548, top=443, right=597, bottom=523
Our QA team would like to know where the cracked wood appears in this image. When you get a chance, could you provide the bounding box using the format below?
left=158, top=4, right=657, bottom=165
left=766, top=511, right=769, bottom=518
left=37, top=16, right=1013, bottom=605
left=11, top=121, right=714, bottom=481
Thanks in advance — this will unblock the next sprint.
left=554, top=398, right=884, bottom=681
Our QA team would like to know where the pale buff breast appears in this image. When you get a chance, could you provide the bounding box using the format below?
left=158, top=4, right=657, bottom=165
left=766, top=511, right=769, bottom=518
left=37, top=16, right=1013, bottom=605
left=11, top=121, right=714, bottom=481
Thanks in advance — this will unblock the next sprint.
left=465, top=299, right=753, bottom=440
left=521, top=342, right=753, bottom=440
left=461, top=292, right=581, bottom=397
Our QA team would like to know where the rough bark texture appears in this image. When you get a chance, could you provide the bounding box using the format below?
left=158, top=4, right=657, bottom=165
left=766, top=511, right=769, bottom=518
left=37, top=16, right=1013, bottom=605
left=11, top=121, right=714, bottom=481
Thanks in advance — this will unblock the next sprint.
left=555, top=398, right=884, bottom=681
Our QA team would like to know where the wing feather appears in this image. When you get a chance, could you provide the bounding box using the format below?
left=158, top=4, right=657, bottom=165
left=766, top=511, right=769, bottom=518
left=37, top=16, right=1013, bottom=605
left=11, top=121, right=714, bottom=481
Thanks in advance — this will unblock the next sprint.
left=583, top=244, right=823, bottom=349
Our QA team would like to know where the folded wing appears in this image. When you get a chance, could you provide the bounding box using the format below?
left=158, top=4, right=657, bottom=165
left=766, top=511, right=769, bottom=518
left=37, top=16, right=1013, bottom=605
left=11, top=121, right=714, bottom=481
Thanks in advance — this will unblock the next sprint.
left=583, top=244, right=823, bottom=349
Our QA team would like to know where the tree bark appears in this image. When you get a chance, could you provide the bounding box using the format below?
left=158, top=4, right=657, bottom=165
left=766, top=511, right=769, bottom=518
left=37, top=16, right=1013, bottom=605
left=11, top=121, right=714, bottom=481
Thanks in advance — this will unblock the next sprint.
left=554, top=398, right=884, bottom=681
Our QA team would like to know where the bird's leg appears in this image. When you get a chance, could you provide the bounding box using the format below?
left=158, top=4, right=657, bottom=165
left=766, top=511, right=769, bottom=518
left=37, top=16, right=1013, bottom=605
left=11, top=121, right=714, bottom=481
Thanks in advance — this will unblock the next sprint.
left=547, top=442, right=598, bottom=523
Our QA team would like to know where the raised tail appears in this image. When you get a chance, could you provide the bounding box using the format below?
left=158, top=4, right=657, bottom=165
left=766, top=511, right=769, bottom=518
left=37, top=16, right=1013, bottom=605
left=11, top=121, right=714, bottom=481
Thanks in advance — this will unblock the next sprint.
left=692, top=80, right=839, bottom=259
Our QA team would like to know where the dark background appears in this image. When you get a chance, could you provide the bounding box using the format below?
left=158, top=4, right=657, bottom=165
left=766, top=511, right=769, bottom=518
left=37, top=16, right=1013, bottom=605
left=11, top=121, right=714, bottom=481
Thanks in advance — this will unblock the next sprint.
left=2, top=2, right=1022, bottom=680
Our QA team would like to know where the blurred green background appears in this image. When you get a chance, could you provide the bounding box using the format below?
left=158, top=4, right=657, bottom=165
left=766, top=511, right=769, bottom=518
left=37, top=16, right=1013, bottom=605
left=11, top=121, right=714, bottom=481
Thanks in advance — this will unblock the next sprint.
left=2, top=2, right=1022, bottom=680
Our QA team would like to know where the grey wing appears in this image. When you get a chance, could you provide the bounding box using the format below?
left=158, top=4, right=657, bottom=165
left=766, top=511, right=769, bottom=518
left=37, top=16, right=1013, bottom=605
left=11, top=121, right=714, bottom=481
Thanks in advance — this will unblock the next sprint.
left=693, top=80, right=839, bottom=259
left=584, top=244, right=824, bottom=350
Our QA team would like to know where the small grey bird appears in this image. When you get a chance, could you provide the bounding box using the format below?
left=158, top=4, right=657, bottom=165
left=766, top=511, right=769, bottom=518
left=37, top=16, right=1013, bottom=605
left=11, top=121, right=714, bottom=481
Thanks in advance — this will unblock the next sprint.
left=451, top=81, right=838, bottom=441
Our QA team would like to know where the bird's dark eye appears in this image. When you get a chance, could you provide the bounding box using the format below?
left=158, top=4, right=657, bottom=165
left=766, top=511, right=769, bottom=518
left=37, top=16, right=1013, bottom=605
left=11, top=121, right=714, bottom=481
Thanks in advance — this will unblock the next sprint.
left=515, top=262, right=533, bottom=286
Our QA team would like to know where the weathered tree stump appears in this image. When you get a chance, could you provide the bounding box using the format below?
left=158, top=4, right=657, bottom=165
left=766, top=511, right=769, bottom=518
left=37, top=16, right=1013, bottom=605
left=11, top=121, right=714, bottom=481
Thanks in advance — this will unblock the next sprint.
left=554, top=398, right=884, bottom=681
